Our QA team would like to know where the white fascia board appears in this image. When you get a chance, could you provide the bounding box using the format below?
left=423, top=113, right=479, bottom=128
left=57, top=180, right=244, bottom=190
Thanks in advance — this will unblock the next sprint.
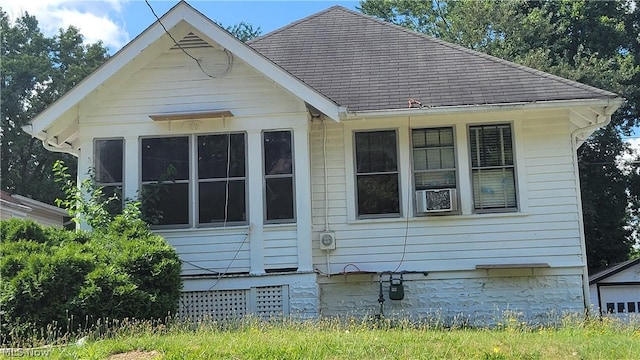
left=345, top=97, right=625, bottom=120
left=183, top=8, right=344, bottom=121
left=12, top=195, right=67, bottom=216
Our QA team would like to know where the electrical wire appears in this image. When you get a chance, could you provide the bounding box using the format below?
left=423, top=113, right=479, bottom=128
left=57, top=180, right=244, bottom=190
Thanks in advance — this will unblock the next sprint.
left=392, top=116, right=412, bottom=273
left=144, top=0, right=232, bottom=79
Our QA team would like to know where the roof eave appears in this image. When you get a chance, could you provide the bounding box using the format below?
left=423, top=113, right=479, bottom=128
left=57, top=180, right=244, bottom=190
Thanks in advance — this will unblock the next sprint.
left=345, top=97, right=624, bottom=119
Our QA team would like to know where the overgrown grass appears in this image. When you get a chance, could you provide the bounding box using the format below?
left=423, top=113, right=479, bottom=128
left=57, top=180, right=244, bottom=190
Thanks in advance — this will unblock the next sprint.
left=2, top=314, right=639, bottom=359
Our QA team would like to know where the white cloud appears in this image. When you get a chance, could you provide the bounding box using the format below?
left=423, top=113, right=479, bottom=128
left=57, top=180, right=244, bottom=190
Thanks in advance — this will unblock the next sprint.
left=1, top=0, right=130, bottom=51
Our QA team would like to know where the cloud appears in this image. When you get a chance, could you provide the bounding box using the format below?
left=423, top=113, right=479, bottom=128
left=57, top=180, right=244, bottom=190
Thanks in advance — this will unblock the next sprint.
left=1, top=0, right=130, bottom=51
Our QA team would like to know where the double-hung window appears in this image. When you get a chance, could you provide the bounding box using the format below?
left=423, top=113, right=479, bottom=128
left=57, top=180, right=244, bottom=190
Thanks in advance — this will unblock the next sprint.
left=140, top=134, right=247, bottom=227
left=141, top=137, right=190, bottom=226
left=469, top=124, right=517, bottom=211
left=354, top=130, right=399, bottom=217
left=263, top=131, right=295, bottom=222
left=197, top=133, right=246, bottom=225
left=94, top=138, right=124, bottom=215
left=412, top=127, right=456, bottom=191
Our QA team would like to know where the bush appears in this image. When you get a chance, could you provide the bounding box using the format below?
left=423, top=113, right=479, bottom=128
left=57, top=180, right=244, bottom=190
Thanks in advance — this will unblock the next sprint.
left=0, top=218, right=182, bottom=345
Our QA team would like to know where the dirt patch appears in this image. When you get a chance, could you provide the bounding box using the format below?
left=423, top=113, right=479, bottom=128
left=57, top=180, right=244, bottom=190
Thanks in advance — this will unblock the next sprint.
left=106, top=350, right=160, bottom=360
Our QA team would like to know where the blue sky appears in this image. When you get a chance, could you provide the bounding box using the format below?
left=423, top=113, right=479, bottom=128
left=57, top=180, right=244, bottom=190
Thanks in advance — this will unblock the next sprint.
left=0, top=1, right=359, bottom=53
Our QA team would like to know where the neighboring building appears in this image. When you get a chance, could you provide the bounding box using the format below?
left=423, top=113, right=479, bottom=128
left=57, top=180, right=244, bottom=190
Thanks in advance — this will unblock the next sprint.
left=0, top=191, right=67, bottom=227
left=24, top=2, right=624, bottom=323
left=589, top=258, right=640, bottom=317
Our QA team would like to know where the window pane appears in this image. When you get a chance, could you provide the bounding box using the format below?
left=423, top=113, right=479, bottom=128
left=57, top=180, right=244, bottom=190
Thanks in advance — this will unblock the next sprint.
left=198, top=133, right=245, bottom=179
left=264, top=131, right=293, bottom=175
left=265, top=177, right=294, bottom=220
left=355, top=131, right=397, bottom=173
left=470, top=125, right=513, bottom=167
left=415, top=171, right=456, bottom=190
left=357, top=174, right=399, bottom=215
left=101, top=185, right=122, bottom=216
left=142, top=183, right=189, bottom=226
left=142, top=137, right=189, bottom=181
left=628, top=302, right=636, bottom=313
left=199, top=180, right=246, bottom=224
left=472, top=168, right=516, bottom=209
left=95, top=139, right=123, bottom=183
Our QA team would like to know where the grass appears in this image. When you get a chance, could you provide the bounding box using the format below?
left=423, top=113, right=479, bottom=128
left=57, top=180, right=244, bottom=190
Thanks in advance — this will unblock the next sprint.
left=2, top=315, right=639, bottom=359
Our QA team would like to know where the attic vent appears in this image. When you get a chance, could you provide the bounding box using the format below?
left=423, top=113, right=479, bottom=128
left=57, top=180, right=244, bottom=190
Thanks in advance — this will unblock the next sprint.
left=171, top=32, right=212, bottom=49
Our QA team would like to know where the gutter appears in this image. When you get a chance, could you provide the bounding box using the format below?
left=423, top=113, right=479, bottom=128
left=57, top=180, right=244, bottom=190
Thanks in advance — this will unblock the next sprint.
left=345, top=98, right=623, bottom=119
left=568, top=99, right=623, bottom=315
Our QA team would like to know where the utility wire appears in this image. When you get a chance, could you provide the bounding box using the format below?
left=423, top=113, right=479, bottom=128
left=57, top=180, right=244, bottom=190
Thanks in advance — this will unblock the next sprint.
left=144, top=0, right=229, bottom=79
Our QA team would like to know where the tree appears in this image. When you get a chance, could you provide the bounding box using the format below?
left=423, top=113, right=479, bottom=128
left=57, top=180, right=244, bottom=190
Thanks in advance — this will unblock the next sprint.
left=224, top=21, right=262, bottom=42
left=1, top=10, right=109, bottom=204
left=359, top=0, right=640, bottom=269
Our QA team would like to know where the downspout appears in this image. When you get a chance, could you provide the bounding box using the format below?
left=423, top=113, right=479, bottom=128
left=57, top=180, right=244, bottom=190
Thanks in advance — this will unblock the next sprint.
left=569, top=109, right=615, bottom=315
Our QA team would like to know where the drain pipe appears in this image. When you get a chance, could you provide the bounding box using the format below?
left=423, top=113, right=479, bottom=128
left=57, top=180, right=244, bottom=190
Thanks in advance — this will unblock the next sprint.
left=569, top=104, right=619, bottom=315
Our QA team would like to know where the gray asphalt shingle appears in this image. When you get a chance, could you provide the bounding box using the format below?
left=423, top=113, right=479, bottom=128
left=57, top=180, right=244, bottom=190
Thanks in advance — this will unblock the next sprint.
left=248, top=6, right=617, bottom=112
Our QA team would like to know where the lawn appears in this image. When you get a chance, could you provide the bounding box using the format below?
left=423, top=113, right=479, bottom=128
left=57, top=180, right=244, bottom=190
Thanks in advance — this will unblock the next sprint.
left=2, top=316, right=639, bottom=359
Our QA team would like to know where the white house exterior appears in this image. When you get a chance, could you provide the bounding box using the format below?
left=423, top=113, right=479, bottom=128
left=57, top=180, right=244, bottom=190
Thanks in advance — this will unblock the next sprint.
left=26, top=2, right=624, bottom=323
left=589, top=258, right=640, bottom=318
left=1, top=191, right=68, bottom=227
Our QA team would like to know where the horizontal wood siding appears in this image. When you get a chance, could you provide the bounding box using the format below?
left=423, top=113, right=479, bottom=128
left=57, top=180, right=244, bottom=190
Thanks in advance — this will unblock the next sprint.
left=160, top=229, right=250, bottom=276
left=78, top=44, right=308, bottom=276
left=263, top=227, right=298, bottom=270
left=84, top=47, right=302, bottom=125
left=310, top=111, right=585, bottom=273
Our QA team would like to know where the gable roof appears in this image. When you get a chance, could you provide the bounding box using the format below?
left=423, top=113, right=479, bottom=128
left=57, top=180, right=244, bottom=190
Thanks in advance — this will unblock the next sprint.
left=589, top=258, right=640, bottom=284
left=25, top=1, right=344, bottom=153
left=249, top=6, right=619, bottom=113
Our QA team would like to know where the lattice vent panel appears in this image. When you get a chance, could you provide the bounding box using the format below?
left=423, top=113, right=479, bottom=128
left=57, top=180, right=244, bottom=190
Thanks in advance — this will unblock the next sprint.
left=255, top=286, right=284, bottom=319
left=178, top=289, right=247, bottom=321
left=171, top=32, right=212, bottom=49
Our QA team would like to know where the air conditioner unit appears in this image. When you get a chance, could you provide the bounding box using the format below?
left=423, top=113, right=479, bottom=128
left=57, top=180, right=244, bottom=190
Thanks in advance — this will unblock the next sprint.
left=319, top=232, right=336, bottom=250
left=416, top=189, right=457, bottom=213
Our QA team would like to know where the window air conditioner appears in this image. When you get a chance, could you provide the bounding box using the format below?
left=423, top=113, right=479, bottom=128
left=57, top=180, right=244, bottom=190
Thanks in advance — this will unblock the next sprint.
left=416, top=189, right=457, bottom=213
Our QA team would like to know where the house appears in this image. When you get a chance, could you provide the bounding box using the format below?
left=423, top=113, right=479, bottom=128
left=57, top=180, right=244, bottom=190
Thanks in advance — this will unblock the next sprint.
left=1, top=190, right=68, bottom=227
left=25, top=1, right=624, bottom=323
left=589, top=258, right=640, bottom=317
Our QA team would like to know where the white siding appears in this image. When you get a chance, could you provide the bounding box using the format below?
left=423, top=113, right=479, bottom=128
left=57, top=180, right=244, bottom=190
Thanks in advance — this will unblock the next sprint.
left=310, top=110, right=586, bottom=275
left=77, top=44, right=308, bottom=276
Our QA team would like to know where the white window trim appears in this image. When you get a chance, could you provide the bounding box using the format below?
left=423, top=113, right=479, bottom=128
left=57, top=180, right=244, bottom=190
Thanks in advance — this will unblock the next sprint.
left=139, top=133, right=249, bottom=230
left=262, top=129, right=296, bottom=224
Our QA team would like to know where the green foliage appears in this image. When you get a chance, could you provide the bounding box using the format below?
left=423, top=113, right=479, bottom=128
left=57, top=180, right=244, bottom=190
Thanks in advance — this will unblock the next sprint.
left=359, top=0, right=640, bottom=268
left=224, top=21, right=262, bottom=42
left=0, top=10, right=109, bottom=204
left=0, top=218, right=182, bottom=346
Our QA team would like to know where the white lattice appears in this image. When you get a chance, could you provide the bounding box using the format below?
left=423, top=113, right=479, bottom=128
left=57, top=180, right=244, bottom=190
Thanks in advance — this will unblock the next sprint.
left=255, top=286, right=284, bottom=319
left=179, top=289, right=247, bottom=321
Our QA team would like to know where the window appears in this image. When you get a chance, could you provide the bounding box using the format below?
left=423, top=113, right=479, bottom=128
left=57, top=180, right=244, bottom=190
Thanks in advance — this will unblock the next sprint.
left=354, top=130, right=399, bottom=217
left=95, top=139, right=124, bottom=215
left=628, top=302, right=636, bottom=313
left=263, top=131, right=294, bottom=222
left=412, top=127, right=456, bottom=191
left=141, top=137, right=190, bottom=226
left=198, top=133, right=246, bottom=225
left=469, top=124, right=517, bottom=211
left=606, top=302, right=615, bottom=313
left=141, top=134, right=247, bottom=227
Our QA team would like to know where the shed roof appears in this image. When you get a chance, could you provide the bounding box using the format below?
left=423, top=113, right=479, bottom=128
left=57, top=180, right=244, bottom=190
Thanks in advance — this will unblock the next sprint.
left=249, top=6, right=618, bottom=112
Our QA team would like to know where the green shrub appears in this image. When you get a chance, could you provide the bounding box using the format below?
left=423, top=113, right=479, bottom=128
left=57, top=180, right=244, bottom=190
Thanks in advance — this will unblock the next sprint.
left=0, top=218, right=182, bottom=346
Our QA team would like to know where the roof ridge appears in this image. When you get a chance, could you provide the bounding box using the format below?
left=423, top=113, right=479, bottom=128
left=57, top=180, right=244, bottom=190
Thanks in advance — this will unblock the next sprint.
left=248, top=5, right=344, bottom=45
left=327, top=6, right=617, bottom=98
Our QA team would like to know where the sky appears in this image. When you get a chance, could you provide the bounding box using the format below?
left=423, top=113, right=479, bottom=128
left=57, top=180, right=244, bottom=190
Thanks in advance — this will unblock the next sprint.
left=1, top=0, right=638, bottom=153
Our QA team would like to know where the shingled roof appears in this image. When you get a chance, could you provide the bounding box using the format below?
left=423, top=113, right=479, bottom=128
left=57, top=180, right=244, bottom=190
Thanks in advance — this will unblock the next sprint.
left=249, top=6, right=618, bottom=113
